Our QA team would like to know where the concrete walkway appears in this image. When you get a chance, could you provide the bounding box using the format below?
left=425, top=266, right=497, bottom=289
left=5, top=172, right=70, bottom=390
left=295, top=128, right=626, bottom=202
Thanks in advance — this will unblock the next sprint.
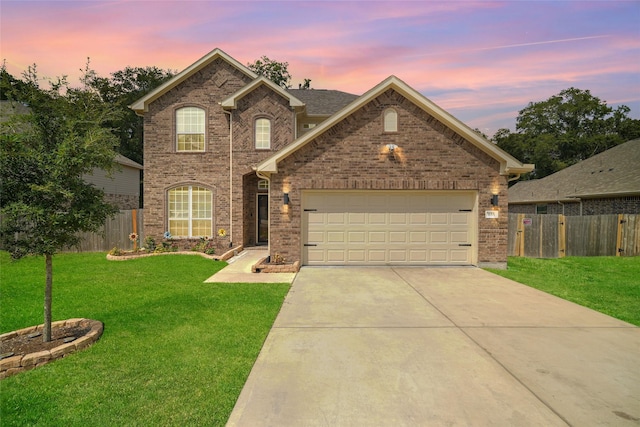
left=205, top=248, right=297, bottom=283
left=227, top=266, right=640, bottom=426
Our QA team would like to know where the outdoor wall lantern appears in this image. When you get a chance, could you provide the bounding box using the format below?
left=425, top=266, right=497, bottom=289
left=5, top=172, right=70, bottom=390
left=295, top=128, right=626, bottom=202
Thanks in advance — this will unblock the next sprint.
left=491, top=194, right=499, bottom=206
left=284, top=193, right=290, bottom=205
left=386, top=143, right=398, bottom=153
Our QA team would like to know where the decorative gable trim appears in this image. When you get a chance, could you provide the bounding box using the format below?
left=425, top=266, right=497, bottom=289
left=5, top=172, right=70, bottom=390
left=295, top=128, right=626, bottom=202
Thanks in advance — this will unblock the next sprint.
left=129, top=48, right=257, bottom=115
left=255, top=75, right=534, bottom=177
left=220, top=77, right=305, bottom=110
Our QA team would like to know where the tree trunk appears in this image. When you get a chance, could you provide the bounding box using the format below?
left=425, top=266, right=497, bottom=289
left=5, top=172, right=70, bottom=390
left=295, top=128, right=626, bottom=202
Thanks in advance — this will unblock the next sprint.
left=43, top=254, right=53, bottom=342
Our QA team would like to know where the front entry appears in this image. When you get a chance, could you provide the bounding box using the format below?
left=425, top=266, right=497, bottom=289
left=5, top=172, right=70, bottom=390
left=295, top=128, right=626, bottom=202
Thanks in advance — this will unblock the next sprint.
left=257, top=194, right=269, bottom=244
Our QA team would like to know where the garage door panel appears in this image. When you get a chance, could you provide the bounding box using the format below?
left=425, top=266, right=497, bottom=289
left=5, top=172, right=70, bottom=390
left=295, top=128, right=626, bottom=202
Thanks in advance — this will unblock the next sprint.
left=348, top=212, right=366, bottom=224
left=389, top=232, right=406, bottom=243
left=451, top=213, right=470, bottom=225
left=451, top=231, right=469, bottom=243
left=430, top=213, right=449, bottom=225
left=410, top=231, right=427, bottom=243
left=327, top=231, right=346, bottom=243
left=389, top=250, right=407, bottom=262
left=368, top=213, right=386, bottom=224
left=303, top=191, right=476, bottom=265
left=368, top=250, right=387, bottom=262
left=327, top=213, right=345, bottom=224
left=348, top=231, right=366, bottom=243
left=451, top=250, right=471, bottom=263
left=327, top=250, right=346, bottom=262
left=369, top=231, right=386, bottom=243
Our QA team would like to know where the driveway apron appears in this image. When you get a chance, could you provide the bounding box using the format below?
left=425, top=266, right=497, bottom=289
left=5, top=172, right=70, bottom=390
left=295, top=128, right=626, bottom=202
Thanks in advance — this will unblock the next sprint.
left=226, top=267, right=639, bottom=427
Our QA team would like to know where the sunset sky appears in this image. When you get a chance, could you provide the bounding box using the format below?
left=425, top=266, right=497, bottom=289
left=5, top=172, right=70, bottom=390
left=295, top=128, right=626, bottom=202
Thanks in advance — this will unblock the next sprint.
left=2, top=0, right=639, bottom=135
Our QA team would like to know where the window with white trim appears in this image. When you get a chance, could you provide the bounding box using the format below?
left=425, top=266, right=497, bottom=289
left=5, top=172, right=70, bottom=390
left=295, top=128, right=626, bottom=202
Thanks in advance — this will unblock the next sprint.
left=168, top=186, right=212, bottom=237
left=176, top=107, right=205, bottom=152
left=255, top=118, right=271, bottom=149
left=258, top=180, right=269, bottom=189
left=383, top=108, right=398, bottom=132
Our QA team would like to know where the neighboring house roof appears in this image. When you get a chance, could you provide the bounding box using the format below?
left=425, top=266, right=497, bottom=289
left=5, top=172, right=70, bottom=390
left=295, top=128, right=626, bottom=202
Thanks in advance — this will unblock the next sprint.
left=115, top=154, right=143, bottom=170
left=287, top=89, right=359, bottom=116
left=220, top=76, right=305, bottom=109
left=509, top=138, right=640, bottom=203
left=256, top=75, right=534, bottom=177
left=129, top=48, right=257, bottom=115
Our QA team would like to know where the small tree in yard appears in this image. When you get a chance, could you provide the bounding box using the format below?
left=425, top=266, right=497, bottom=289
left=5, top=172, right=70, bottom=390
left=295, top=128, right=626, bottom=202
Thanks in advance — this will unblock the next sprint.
left=0, top=64, right=119, bottom=342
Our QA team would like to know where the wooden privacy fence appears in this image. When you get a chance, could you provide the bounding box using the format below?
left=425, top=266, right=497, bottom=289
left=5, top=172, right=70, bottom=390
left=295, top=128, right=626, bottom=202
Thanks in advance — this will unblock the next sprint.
left=67, top=209, right=144, bottom=253
left=508, top=213, right=640, bottom=258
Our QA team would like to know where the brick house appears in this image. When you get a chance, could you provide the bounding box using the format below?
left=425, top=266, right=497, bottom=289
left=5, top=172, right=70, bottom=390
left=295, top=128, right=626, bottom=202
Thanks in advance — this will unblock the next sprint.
left=131, top=48, right=533, bottom=268
left=509, top=138, right=640, bottom=216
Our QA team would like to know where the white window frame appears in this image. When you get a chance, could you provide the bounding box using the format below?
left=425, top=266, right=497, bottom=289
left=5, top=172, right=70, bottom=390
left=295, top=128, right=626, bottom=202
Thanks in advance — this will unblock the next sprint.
left=255, top=118, right=271, bottom=149
left=168, top=186, right=212, bottom=238
left=176, top=107, right=206, bottom=152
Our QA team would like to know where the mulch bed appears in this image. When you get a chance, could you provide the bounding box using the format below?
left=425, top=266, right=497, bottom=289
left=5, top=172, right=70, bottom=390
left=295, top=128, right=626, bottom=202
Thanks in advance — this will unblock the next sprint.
left=0, top=324, right=91, bottom=359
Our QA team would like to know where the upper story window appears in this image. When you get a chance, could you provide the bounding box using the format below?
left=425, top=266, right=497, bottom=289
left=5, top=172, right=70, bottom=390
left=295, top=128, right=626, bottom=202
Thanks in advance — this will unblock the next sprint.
left=255, top=118, right=271, bottom=149
left=176, top=107, right=205, bottom=152
left=383, top=108, right=398, bottom=132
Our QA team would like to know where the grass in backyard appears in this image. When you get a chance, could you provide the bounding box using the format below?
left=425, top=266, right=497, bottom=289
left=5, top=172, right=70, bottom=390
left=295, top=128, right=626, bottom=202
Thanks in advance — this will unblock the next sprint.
left=0, top=251, right=290, bottom=426
left=486, top=256, right=640, bottom=326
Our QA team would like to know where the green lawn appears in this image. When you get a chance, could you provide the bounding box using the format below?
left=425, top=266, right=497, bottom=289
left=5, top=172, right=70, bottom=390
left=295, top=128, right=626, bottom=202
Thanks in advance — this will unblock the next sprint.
left=487, top=256, right=640, bottom=326
left=0, top=252, right=290, bottom=426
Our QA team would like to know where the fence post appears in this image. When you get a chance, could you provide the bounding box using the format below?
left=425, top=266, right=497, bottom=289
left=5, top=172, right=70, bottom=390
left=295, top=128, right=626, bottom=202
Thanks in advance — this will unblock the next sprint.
left=558, top=214, right=566, bottom=258
left=516, top=213, right=525, bottom=257
left=132, top=209, right=138, bottom=251
left=616, top=213, right=624, bottom=256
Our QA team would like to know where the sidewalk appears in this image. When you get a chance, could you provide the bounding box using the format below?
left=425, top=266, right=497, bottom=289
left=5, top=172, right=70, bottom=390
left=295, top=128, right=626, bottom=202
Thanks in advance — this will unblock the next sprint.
left=205, top=248, right=297, bottom=283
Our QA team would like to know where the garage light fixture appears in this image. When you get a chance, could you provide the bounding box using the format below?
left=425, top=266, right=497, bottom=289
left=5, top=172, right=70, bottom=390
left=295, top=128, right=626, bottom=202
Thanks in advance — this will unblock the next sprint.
left=491, top=194, right=499, bottom=206
left=284, top=193, right=290, bottom=205
left=386, top=143, right=398, bottom=153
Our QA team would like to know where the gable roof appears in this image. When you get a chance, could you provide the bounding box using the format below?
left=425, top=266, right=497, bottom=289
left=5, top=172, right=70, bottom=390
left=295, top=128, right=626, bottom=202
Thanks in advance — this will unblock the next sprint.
left=256, top=75, right=534, bottom=177
left=129, top=48, right=257, bottom=115
left=220, top=76, right=305, bottom=109
left=509, top=138, right=640, bottom=203
left=286, top=89, right=359, bottom=116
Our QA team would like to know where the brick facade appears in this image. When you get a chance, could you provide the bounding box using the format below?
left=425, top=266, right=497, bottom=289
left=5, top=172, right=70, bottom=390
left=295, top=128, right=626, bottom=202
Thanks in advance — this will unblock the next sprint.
left=268, top=89, right=508, bottom=265
left=143, top=58, right=294, bottom=253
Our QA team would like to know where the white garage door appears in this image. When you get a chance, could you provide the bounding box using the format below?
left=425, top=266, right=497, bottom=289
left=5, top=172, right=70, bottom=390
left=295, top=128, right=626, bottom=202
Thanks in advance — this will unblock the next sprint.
left=302, top=191, right=477, bottom=266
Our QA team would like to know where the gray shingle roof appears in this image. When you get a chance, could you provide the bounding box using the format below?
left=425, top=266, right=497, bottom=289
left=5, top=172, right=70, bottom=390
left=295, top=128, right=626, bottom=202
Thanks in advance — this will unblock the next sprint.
left=287, top=89, right=358, bottom=116
left=509, top=139, right=640, bottom=203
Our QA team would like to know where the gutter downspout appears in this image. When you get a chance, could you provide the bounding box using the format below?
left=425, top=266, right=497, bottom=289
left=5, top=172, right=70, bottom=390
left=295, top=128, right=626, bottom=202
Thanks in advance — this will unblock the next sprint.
left=557, top=201, right=565, bottom=215
left=222, top=108, right=233, bottom=247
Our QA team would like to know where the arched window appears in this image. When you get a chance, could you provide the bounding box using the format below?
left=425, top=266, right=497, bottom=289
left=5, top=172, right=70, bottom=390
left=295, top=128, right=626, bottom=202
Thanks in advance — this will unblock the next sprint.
left=176, top=107, right=205, bottom=152
left=255, top=118, right=271, bottom=149
left=168, top=186, right=212, bottom=237
left=383, top=108, right=398, bottom=132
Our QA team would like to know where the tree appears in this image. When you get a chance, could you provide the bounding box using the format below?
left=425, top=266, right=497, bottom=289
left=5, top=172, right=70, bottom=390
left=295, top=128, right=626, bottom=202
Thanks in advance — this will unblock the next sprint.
left=494, top=87, right=640, bottom=179
left=88, top=66, right=174, bottom=164
left=0, top=64, right=119, bottom=342
left=248, top=56, right=293, bottom=89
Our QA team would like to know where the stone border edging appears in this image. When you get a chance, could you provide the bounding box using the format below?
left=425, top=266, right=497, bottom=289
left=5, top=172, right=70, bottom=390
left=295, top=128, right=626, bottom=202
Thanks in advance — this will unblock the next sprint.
left=0, top=318, right=103, bottom=379
left=252, top=256, right=300, bottom=273
left=106, top=245, right=243, bottom=262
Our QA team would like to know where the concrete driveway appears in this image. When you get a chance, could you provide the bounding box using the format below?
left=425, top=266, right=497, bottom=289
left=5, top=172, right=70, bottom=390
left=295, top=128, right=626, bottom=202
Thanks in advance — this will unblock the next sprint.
left=227, top=267, right=640, bottom=426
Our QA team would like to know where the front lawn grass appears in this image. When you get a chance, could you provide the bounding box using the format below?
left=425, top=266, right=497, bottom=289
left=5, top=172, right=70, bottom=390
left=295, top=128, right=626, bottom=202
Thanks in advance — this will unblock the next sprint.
left=0, top=252, right=290, bottom=426
left=486, top=256, right=640, bottom=326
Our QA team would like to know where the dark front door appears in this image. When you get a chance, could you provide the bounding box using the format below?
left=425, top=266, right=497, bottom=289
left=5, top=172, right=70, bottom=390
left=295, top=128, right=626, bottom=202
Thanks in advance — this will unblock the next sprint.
left=257, top=194, right=268, bottom=244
